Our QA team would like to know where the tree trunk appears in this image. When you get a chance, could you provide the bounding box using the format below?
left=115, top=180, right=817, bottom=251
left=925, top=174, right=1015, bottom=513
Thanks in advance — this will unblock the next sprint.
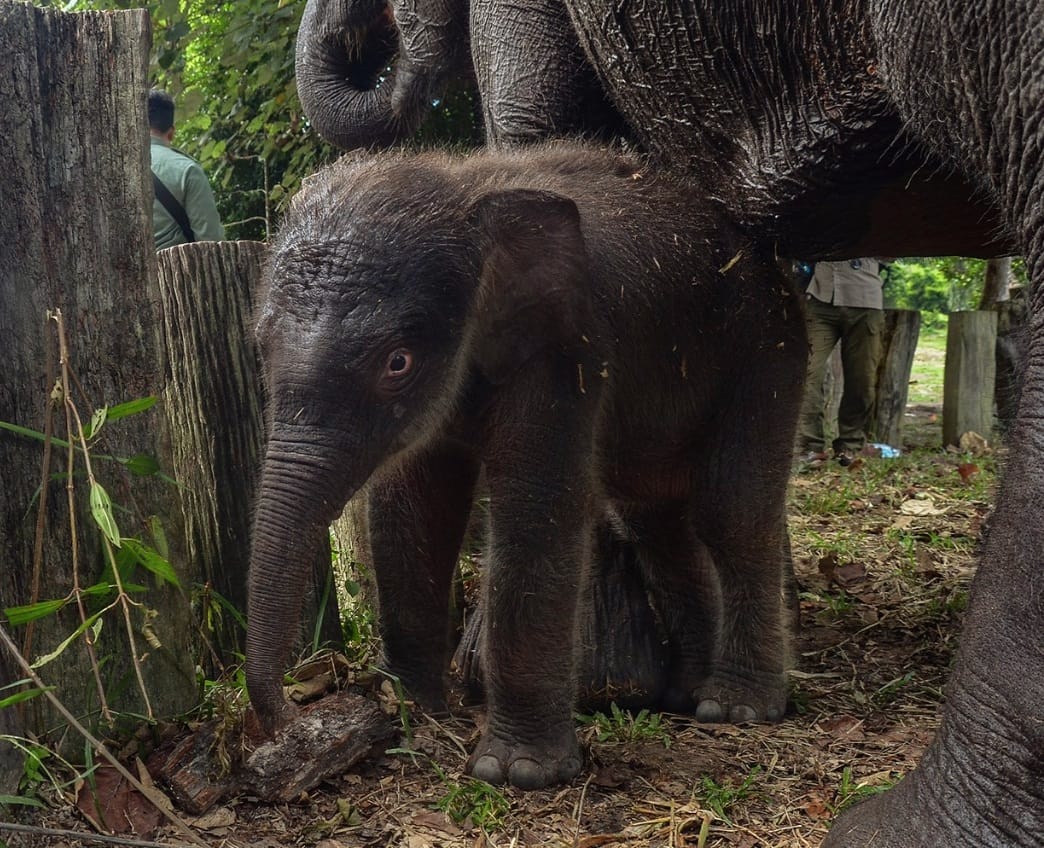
left=870, top=309, right=921, bottom=447
left=0, top=3, right=196, bottom=742
left=943, top=311, right=998, bottom=446
left=156, top=241, right=341, bottom=661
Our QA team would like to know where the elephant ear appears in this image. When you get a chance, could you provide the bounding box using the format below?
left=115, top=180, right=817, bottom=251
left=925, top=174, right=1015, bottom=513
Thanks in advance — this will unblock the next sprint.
left=470, top=188, right=593, bottom=383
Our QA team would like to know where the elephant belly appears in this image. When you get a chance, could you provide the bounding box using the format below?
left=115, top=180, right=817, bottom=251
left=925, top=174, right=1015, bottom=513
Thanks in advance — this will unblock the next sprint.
left=602, top=443, right=694, bottom=504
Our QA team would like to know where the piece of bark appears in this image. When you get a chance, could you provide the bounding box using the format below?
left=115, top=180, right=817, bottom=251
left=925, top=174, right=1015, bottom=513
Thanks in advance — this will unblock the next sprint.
left=242, top=691, right=396, bottom=802
left=149, top=721, right=239, bottom=815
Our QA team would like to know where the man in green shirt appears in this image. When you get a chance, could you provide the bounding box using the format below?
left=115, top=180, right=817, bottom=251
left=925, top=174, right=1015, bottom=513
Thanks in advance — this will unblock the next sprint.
left=149, top=89, right=225, bottom=250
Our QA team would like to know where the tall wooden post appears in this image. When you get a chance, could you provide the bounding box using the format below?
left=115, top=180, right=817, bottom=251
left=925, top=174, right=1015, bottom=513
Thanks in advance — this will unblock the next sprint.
left=156, top=241, right=341, bottom=659
left=0, top=2, right=196, bottom=743
left=943, top=311, right=998, bottom=446
left=871, top=309, right=921, bottom=447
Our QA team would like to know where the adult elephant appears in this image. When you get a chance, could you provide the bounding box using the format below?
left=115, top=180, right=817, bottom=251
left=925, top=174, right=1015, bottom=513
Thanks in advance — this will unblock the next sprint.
left=290, top=1, right=1043, bottom=844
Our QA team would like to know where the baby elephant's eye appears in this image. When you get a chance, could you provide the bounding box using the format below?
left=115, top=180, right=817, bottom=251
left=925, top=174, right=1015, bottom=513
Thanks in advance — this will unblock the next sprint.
left=385, top=348, right=414, bottom=377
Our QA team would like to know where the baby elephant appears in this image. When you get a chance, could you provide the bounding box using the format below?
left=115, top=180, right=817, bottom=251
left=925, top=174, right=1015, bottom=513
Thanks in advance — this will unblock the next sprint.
left=246, top=143, right=806, bottom=789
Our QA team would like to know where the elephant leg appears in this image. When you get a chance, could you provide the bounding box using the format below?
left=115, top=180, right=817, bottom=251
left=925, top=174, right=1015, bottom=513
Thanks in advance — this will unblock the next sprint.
left=369, top=439, right=480, bottom=710
left=825, top=258, right=1044, bottom=848
left=686, top=343, right=803, bottom=723
left=466, top=365, right=598, bottom=789
left=471, top=0, right=617, bottom=145
left=620, top=504, right=720, bottom=713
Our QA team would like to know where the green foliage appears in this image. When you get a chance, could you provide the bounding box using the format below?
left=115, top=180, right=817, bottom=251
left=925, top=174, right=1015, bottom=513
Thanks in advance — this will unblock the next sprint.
left=699, top=767, right=762, bottom=824
left=884, top=257, right=1028, bottom=327
left=432, top=765, right=510, bottom=831
left=65, top=0, right=482, bottom=241
left=1, top=388, right=179, bottom=722
left=832, top=766, right=897, bottom=813
left=576, top=703, right=672, bottom=746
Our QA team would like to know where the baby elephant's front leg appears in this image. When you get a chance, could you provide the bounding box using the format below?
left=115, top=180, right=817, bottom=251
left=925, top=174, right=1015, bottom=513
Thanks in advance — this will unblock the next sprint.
left=468, top=415, right=596, bottom=788
left=467, top=506, right=590, bottom=788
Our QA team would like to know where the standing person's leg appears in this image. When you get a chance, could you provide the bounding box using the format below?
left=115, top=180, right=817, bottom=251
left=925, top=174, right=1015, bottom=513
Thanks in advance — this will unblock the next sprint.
left=796, top=298, right=841, bottom=455
left=835, top=306, right=884, bottom=454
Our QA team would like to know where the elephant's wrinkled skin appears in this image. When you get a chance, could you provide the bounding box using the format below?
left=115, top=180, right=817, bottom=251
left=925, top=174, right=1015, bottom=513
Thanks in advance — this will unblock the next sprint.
left=295, top=0, right=1044, bottom=842
left=246, top=143, right=806, bottom=788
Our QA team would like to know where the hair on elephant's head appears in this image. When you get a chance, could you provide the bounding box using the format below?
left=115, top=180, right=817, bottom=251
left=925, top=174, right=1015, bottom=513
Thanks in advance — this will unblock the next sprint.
left=247, top=150, right=594, bottom=734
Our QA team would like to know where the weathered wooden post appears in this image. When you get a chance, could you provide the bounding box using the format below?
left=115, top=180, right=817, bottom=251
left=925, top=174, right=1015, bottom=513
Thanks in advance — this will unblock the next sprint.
left=0, top=2, right=196, bottom=741
left=156, top=241, right=341, bottom=658
left=871, top=309, right=921, bottom=447
left=943, top=310, right=998, bottom=446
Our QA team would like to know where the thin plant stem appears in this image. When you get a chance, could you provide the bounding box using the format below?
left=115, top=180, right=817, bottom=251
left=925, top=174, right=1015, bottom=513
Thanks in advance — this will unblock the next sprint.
left=53, top=310, right=153, bottom=720
left=0, top=623, right=209, bottom=848
left=24, top=319, right=57, bottom=664
left=50, top=309, right=111, bottom=724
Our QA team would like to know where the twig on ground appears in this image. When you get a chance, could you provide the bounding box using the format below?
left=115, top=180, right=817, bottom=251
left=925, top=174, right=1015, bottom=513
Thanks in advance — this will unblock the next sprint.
left=0, top=622, right=209, bottom=848
left=0, top=821, right=184, bottom=848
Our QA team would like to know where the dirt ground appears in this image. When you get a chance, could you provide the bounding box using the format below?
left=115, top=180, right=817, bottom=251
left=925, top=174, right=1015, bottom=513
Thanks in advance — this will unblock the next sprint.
left=6, top=405, right=996, bottom=848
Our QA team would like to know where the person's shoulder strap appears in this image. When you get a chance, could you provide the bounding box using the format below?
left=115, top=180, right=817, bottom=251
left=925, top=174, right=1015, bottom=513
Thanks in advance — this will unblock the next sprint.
left=151, top=172, right=195, bottom=244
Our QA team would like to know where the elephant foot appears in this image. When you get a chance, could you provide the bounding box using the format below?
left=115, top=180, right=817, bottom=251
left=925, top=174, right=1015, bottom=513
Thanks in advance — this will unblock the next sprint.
left=823, top=790, right=915, bottom=847
left=467, top=726, right=582, bottom=789
left=692, top=672, right=786, bottom=723
left=824, top=751, right=1044, bottom=847
left=379, top=661, right=448, bottom=713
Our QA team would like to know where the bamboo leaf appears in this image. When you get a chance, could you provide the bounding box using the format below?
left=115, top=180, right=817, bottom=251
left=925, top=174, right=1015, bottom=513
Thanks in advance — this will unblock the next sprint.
left=4, top=598, right=68, bottom=626
left=85, top=407, right=107, bottom=440
left=89, top=482, right=122, bottom=547
left=0, top=687, right=53, bottom=709
left=0, top=420, right=72, bottom=449
left=31, top=615, right=103, bottom=669
left=122, top=453, right=160, bottom=476
left=0, top=795, right=46, bottom=808
left=149, top=515, right=170, bottom=560
left=122, top=538, right=180, bottom=588
left=106, top=396, right=158, bottom=421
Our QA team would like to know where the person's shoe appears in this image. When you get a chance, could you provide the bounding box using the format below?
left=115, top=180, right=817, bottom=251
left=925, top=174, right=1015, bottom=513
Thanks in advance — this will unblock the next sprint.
left=835, top=449, right=855, bottom=467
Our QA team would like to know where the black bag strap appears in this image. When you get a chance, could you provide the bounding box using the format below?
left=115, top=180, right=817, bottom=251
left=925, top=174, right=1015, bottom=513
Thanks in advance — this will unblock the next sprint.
left=152, top=172, right=195, bottom=243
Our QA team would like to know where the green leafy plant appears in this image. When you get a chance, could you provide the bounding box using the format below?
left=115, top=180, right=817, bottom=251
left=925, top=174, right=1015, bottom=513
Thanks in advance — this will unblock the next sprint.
left=433, top=764, right=510, bottom=831
left=699, top=766, right=762, bottom=824
left=576, top=703, right=671, bottom=746
left=1, top=311, right=180, bottom=725
left=832, top=766, right=897, bottom=812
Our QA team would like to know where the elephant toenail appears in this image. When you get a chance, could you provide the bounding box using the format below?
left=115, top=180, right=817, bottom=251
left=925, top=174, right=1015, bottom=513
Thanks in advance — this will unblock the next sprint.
left=470, top=754, right=506, bottom=785
left=695, top=699, right=725, bottom=722
left=730, top=704, right=758, bottom=723
left=507, top=757, right=547, bottom=789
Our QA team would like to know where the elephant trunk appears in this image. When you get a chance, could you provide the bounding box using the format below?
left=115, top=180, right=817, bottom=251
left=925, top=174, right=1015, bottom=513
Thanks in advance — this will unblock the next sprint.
left=295, top=0, right=469, bottom=150
left=245, top=439, right=356, bottom=734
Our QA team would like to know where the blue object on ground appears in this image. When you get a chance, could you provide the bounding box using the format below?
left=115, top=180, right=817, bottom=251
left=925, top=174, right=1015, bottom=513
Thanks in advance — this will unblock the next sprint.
left=870, top=443, right=901, bottom=458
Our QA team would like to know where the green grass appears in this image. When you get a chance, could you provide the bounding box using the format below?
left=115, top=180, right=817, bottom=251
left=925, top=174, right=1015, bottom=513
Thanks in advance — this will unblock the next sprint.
left=433, top=770, right=510, bottom=831
left=576, top=703, right=672, bottom=747
left=906, top=322, right=947, bottom=406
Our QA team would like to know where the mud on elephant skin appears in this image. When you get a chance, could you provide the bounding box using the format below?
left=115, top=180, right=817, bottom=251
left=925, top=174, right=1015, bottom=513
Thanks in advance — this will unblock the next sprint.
left=246, top=142, right=806, bottom=788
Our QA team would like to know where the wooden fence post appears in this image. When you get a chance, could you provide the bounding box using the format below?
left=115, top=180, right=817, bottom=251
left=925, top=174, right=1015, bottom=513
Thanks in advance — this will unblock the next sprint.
left=156, top=241, right=342, bottom=660
left=0, top=2, right=196, bottom=742
left=871, top=309, right=921, bottom=447
left=943, top=310, right=998, bottom=446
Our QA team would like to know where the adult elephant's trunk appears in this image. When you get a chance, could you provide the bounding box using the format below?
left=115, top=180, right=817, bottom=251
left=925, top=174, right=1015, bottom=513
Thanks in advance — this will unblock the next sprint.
left=295, top=0, right=469, bottom=150
left=245, top=437, right=356, bottom=733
